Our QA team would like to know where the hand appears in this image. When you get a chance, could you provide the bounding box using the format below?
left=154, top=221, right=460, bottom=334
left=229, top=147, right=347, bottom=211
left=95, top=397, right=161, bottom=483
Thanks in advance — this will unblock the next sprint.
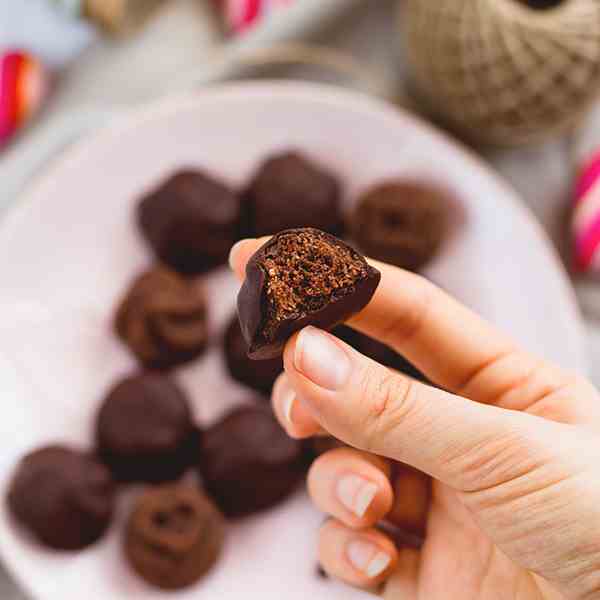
left=230, top=238, right=600, bottom=600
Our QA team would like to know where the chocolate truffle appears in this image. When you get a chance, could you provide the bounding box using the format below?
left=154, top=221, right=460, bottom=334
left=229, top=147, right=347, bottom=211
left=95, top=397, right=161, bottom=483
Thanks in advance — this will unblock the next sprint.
left=350, top=181, right=449, bottom=272
left=199, top=406, right=305, bottom=517
left=237, top=228, right=381, bottom=359
left=333, top=325, right=428, bottom=383
left=125, top=485, right=225, bottom=590
left=115, top=267, right=208, bottom=370
left=137, top=170, right=240, bottom=275
left=223, top=315, right=283, bottom=396
left=7, top=446, right=115, bottom=550
left=242, top=151, right=343, bottom=237
left=96, top=373, right=196, bottom=483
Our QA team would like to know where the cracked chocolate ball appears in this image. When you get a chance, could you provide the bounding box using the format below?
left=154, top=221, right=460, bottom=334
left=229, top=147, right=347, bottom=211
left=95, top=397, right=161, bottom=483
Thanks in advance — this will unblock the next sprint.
left=96, top=373, right=197, bottom=483
left=125, top=485, right=225, bottom=590
left=350, top=181, right=449, bottom=272
left=199, top=406, right=305, bottom=518
left=333, top=325, right=428, bottom=383
left=242, top=151, right=343, bottom=237
left=223, top=315, right=282, bottom=397
left=115, top=267, right=208, bottom=370
left=137, top=170, right=240, bottom=275
left=237, top=228, right=380, bottom=359
left=7, top=446, right=116, bottom=550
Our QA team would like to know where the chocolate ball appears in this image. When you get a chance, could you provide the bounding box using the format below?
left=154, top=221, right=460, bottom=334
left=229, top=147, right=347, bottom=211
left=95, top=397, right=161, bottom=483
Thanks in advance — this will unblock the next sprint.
left=96, top=373, right=196, bottom=483
left=223, top=315, right=283, bottom=396
left=115, top=267, right=208, bottom=370
left=7, top=446, right=116, bottom=550
left=242, top=151, right=343, bottom=237
left=333, top=325, right=428, bottom=383
left=199, top=406, right=305, bottom=517
left=137, top=170, right=240, bottom=275
left=237, top=228, right=380, bottom=359
left=350, top=181, right=449, bottom=272
left=125, top=485, right=225, bottom=590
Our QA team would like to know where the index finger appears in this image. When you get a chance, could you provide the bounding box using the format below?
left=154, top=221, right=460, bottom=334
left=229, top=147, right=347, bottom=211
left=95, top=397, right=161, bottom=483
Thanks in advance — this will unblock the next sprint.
left=228, top=238, right=552, bottom=403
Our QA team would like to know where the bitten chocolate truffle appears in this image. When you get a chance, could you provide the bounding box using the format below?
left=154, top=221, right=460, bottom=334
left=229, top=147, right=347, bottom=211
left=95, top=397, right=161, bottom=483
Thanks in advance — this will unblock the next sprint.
left=350, top=181, right=449, bottom=272
left=7, top=446, right=115, bottom=550
left=96, top=373, right=196, bottom=483
left=137, top=170, right=240, bottom=275
left=237, top=228, right=381, bottom=359
left=125, top=485, right=225, bottom=590
left=115, top=267, right=208, bottom=370
left=333, top=325, right=428, bottom=383
left=242, top=151, right=343, bottom=237
left=199, top=406, right=305, bottom=517
left=223, top=315, right=282, bottom=396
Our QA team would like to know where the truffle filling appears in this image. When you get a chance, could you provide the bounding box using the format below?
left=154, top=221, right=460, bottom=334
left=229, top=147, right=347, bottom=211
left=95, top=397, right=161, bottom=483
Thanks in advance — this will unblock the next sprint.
left=260, top=230, right=369, bottom=341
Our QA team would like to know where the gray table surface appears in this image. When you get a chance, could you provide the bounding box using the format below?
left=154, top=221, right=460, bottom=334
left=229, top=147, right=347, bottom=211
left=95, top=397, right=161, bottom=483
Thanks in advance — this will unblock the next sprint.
left=1, top=0, right=598, bottom=597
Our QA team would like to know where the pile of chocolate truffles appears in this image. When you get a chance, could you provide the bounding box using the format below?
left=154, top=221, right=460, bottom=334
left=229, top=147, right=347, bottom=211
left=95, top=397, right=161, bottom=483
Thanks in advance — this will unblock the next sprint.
left=7, top=150, right=448, bottom=591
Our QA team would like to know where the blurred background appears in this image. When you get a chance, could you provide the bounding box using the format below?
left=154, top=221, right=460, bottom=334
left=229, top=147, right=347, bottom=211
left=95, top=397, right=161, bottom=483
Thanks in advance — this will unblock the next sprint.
left=2, top=0, right=600, bottom=596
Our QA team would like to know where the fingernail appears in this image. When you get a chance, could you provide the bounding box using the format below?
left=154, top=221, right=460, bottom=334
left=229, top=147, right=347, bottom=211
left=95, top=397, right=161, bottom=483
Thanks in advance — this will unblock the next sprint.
left=228, top=239, right=248, bottom=272
left=283, top=388, right=296, bottom=425
left=336, top=474, right=378, bottom=518
left=294, top=326, right=351, bottom=391
left=273, top=375, right=297, bottom=425
left=346, top=540, right=392, bottom=578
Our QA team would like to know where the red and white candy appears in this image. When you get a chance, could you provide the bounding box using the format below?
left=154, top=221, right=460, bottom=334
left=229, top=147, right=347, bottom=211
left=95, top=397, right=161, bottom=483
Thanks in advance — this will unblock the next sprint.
left=219, top=0, right=295, bottom=34
left=0, top=50, right=48, bottom=149
left=572, top=149, right=600, bottom=274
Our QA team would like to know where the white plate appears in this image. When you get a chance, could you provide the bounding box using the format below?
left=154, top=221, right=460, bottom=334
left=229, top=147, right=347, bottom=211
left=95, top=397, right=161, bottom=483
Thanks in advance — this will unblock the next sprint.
left=0, top=82, right=586, bottom=600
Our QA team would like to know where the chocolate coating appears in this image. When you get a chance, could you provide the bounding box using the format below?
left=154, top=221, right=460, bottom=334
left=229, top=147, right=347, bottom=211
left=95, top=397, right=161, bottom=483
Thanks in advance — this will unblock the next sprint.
left=350, top=181, right=449, bottom=272
left=223, top=315, right=282, bottom=396
left=237, top=228, right=381, bottom=359
left=96, top=373, right=196, bottom=483
left=7, top=446, right=115, bottom=550
left=242, top=151, right=343, bottom=237
left=115, top=267, right=208, bottom=370
left=333, top=325, right=428, bottom=383
left=199, top=406, right=305, bottom=517
left=125, top=485, right=225, bottom=590
left=137, top=170, right=240, bottom=274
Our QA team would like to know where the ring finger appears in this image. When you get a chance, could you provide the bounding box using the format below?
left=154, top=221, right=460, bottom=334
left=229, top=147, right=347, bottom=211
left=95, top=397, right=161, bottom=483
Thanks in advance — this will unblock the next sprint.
left=308, top=447, right=393, bottom=528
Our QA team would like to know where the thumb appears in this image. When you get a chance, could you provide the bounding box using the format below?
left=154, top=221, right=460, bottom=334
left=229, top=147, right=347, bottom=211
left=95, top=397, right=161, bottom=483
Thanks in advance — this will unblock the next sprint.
left=283, top=326, right=558, bottom=492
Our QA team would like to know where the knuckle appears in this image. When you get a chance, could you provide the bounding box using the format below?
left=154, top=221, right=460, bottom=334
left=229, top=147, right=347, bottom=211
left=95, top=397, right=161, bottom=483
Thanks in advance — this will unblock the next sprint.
left=526, top=373, right=598, bottom=424
left=358, top=366, right=418, bottom=453
left=494, top=358, right=582, bottom=414
left=454, top=348, right=517, bottom=396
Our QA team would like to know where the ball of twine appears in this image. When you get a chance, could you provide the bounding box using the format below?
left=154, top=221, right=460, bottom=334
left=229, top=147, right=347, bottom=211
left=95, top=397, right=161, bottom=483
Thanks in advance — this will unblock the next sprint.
left=401, top=0, right=600, bottom=146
